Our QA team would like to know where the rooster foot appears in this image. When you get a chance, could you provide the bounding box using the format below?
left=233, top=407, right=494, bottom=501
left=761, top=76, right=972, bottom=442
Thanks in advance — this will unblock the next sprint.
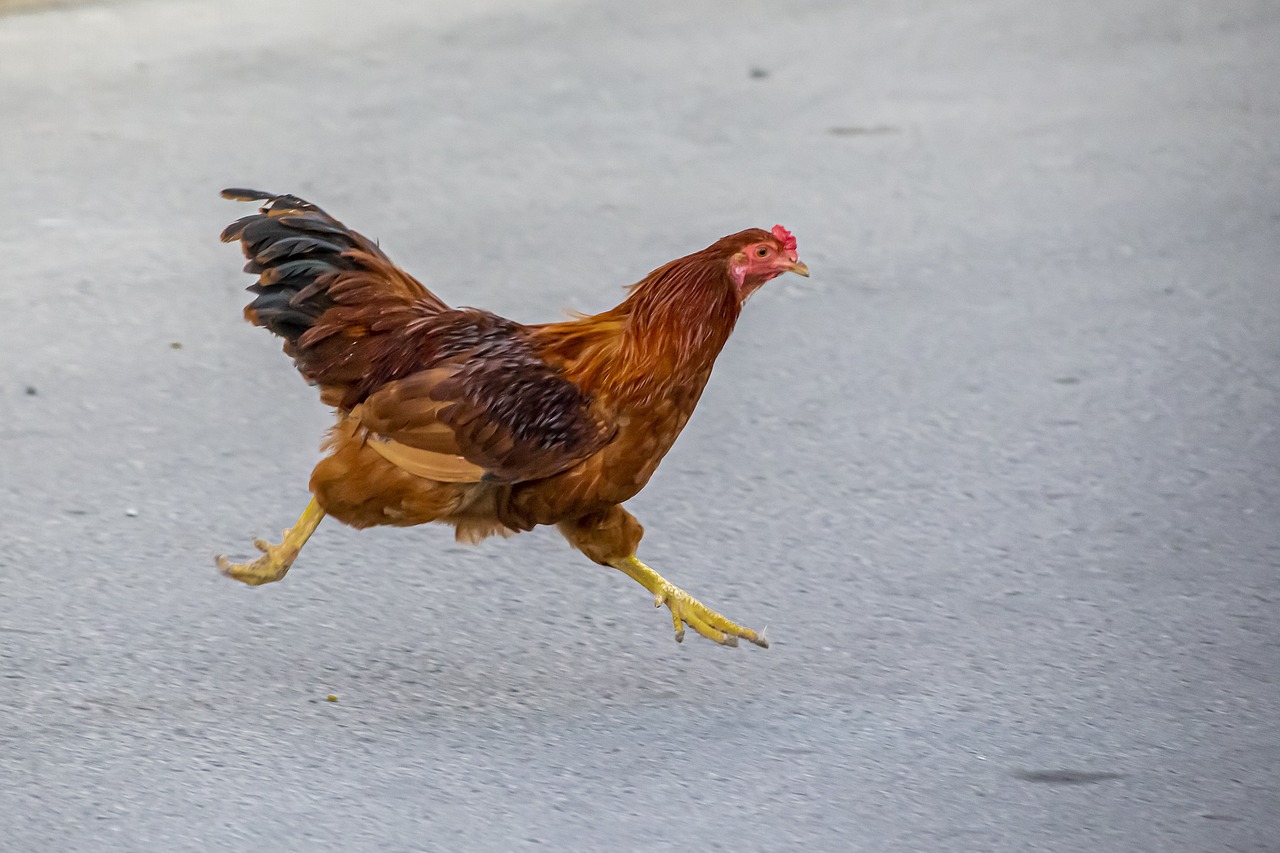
left=216, top=497, right=325, bottom=586
left=611, top=556, right=769, bottom=648
left=216, top=537, right=300, bottom=586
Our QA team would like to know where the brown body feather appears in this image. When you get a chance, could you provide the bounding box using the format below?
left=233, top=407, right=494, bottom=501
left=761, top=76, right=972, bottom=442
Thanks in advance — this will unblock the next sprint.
left=222, top=189, right=776, bottom=562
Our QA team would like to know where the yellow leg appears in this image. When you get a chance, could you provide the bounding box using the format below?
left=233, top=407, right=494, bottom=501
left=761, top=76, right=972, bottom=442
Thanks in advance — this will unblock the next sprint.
left=216, top=497, right=325, bottom=586
left=608, top=555, right=768, bottom=648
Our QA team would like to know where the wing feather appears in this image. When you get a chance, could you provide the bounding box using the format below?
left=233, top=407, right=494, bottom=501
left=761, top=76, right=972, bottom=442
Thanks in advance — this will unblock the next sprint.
left=353, top=315, right=615, bottom=484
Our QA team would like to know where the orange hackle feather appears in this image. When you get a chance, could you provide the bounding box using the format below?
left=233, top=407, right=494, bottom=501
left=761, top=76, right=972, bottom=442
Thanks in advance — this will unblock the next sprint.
left=533, top=230, right=771, bottom=405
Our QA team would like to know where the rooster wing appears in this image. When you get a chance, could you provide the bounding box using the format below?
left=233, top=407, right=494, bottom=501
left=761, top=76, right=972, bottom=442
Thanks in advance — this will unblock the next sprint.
left=354, top=322, right=617, bottom=484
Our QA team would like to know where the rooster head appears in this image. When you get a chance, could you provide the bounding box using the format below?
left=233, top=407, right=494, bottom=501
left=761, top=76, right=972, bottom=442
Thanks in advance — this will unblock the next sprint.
left=726, top=224, right=809, bottom=301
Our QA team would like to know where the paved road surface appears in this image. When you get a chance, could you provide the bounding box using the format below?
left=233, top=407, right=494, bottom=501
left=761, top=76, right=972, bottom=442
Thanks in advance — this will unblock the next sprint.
left=1, top=1, right=1277, bottom=850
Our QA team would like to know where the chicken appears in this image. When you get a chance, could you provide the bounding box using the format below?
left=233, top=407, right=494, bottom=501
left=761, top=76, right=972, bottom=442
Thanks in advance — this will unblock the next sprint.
left=215, top=189, right=808, bottom=647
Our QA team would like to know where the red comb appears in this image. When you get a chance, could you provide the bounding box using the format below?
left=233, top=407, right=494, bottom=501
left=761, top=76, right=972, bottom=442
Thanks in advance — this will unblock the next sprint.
left=771, top=224, right=797, bottom=252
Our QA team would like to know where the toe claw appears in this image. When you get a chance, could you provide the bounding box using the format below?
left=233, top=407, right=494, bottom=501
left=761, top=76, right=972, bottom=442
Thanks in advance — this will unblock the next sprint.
left=253, top=538, right=271, bottom=553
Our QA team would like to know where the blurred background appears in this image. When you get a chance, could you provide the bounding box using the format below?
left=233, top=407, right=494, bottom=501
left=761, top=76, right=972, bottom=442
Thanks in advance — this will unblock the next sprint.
left=1, top=0, right=1276, bottom=850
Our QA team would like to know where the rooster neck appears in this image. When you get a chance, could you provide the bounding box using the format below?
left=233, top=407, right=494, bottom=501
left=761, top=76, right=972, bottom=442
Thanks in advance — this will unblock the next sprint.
left=614, top=273, right=740, bottom=400
left=533, top=256, right=742, bottom=410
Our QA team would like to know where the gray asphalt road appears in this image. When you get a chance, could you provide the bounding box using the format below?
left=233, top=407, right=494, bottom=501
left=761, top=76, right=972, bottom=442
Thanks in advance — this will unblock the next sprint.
left=2, top=1, right=1277, bottom=850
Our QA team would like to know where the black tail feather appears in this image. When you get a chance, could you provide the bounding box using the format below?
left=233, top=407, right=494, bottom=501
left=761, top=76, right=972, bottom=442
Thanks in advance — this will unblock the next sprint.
left=220, top=189, right=368, bottom=345
left=220, top=187, right=321, bottom=212
left=255, top=235, right=348, bottom=264
left=221, top=188, right=445, bottom=399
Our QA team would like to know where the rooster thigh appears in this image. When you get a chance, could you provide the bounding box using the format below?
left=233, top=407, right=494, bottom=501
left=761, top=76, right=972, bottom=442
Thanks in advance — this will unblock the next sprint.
left=309, top=417, right=478, bottom=531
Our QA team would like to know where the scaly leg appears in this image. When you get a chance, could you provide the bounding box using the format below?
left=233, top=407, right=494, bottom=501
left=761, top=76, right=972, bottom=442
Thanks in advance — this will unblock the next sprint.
left=608, top=555, right=769, bottom=648
left=216, top=497, right=325, bottom=586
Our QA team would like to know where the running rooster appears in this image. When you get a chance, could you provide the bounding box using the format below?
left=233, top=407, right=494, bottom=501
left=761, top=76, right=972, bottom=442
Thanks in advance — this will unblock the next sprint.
left=216, top=189, right=808, bottom=647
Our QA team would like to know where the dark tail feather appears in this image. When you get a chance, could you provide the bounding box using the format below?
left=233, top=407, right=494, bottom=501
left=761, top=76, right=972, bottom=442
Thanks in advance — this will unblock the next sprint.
left=221, top=187, right=320, bottom=210
left=221, top=189, right=449, bottom=406
left=220, top=189, right=376, bottom=346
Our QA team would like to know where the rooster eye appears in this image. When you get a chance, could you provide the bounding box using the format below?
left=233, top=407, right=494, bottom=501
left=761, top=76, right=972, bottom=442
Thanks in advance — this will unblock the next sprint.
left=755, top=247, right=769, bottom=258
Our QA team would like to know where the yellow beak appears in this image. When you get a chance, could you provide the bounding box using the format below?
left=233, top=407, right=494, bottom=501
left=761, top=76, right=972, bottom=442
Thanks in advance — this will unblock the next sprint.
left=789, top=260, right=810, bottom=277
